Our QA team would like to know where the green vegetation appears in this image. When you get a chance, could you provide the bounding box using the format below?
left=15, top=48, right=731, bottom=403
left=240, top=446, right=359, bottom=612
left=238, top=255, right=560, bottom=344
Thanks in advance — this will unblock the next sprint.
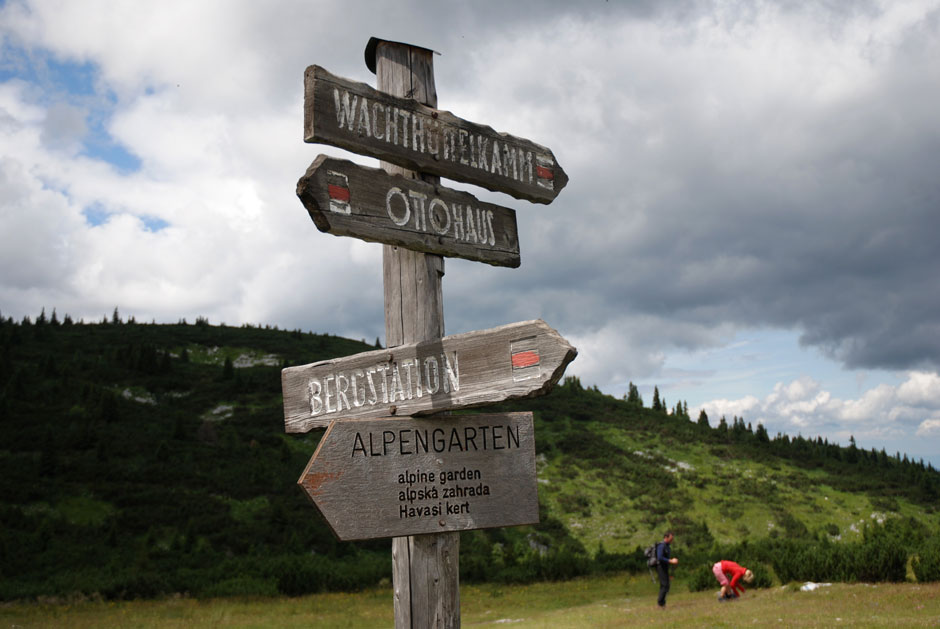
left=3, top=575, right=940, bottom=628
left=1, top=311, right=939, bottom=601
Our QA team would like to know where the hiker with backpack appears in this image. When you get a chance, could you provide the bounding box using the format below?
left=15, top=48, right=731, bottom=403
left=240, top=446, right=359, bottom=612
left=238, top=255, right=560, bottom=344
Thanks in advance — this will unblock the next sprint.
left=713, top=559, right=753, bottom=601
left=653, top=531, right=678, bottom=609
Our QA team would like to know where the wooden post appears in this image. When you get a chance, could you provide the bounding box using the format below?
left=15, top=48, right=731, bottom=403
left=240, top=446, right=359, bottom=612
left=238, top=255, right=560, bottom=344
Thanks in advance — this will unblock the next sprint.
left=376, top=41, right=460, bottom=629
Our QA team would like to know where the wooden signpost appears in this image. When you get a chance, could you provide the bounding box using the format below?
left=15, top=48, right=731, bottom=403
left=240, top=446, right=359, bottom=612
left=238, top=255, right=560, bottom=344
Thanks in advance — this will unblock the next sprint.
left=298, top=412, right=538, bottom=541
left=297, top=155, right=521, bottom=267
left=283, top=319, right=576, bottom=433
left=304, top=64, right=569, bottom=204
left=288, top=37, right=573, bottom=628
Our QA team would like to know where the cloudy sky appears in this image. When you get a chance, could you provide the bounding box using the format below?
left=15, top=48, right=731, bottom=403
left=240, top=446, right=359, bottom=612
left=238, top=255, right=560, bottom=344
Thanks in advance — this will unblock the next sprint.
left=2, top=0, right=939, bottom=466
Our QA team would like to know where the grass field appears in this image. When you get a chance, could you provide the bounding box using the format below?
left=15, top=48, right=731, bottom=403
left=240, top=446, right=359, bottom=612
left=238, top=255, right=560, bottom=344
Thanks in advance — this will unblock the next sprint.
left=3, top=574, right=939, bottom=628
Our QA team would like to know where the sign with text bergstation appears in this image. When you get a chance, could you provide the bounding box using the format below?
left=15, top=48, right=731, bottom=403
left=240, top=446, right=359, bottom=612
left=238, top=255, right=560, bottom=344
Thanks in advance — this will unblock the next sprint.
left=297, top=155, right=520, bottom=267
left=282, top=319, right=576, bottom=433
left=304, top=65, right=568, bottom=204
left=298, top=412, right=538, bottom=541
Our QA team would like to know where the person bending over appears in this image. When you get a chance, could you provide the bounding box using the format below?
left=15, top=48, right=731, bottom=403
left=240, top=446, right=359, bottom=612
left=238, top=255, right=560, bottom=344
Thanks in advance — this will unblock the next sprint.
left=713, top=559, right=753, bottom=601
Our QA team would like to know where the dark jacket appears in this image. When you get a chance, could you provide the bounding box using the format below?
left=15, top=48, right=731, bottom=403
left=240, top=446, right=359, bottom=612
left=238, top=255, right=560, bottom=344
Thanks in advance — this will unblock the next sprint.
left=656, top=541, right=671, bottom=565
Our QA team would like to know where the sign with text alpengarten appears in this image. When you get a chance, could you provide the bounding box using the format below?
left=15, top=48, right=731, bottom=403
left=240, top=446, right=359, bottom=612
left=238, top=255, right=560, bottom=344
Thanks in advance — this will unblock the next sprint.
left=297, top=155, right=520, bottom=267
left=282, top=319, right=576, bottom=433
left=298, top=412, right=538, bottom=541
left=304, top=65, right=568, bottom=204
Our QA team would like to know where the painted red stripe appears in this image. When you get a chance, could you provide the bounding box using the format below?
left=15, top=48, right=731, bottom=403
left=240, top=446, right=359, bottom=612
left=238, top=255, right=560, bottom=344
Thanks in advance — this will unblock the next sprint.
left=511, top=351, right=540, bottom=368
left=536, top=165, right=554, bottom=180
left=328, top=184, right=350, bottom=202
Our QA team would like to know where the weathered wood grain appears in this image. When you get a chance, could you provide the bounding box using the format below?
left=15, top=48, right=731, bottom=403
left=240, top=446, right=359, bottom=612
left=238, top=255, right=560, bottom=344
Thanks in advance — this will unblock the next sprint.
left=372, top=42, right=457, bottom=629
left=304, top=64, right=568, bottom=204
left=297, top=412, right=539, bottom=541
left=282, top=319, right=577, bottom=433
left=297, top=155, right=521, bottom=267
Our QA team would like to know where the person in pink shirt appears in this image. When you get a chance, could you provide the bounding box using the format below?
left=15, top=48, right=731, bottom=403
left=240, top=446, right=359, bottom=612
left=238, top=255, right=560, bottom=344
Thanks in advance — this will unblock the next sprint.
left=713, top=560, right=753, bottom=601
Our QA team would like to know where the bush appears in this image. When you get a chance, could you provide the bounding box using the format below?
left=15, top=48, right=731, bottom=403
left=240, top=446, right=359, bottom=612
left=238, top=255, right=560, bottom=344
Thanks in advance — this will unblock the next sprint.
left=687, top=563, right=718, bottom=592
left=263, top=553, right=389, bottom=596
left=769, top=535, right=907, bottom=584
left=201, top=575, right=279, bottom=598
left=593, top=545, right=645, bottom=574
left=853, top=536, right=907, bottom=582
left=913, top=538, right=940, bottom=582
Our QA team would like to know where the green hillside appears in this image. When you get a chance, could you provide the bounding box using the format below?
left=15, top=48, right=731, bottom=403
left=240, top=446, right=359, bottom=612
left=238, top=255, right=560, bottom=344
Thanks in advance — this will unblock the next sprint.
left=1, top=312, right=939, bottom=600
left=496, top=378, right=939, bottom=553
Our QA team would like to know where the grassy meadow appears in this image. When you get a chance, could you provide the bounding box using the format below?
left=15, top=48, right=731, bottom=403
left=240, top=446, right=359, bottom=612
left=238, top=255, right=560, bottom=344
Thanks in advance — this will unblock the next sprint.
left=3, top=573, right=940, bottom=628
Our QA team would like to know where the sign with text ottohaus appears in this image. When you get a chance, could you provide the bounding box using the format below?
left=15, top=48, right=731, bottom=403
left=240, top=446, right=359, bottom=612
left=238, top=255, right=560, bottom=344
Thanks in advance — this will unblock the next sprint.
left=297, top=155, right=521, bottom=267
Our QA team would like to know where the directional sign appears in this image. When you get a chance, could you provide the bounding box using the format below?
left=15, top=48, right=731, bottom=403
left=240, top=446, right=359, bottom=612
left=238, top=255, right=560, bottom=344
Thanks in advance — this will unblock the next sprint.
left=304, top=65, right=569, bottom=205
left=298, top=412, right=538, bottom=541
left=297, top=155, right=521, bottom=268
left=282, top=319, right=576, bottom=433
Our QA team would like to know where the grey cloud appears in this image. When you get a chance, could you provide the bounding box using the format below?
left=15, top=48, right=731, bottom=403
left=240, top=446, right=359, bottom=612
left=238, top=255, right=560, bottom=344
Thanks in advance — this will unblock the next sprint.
left=4, top=0, right=939, bottom=387
left=41, top=102, right=86, bottom=150
left=432, top=4, right=940, bottom=377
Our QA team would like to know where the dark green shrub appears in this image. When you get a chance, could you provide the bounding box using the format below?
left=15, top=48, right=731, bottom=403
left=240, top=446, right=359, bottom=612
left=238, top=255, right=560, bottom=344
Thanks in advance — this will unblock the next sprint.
left=202, top=575, right=279, bottom=598
left=912, top=538, right=940, bottom=582
left=533, top=546, right=591, bottom=581
left=854, top=536, right=907, bottom=582
left=687, top=563, right=718, bottom=592
left=592, top=545, right=644, bottom=574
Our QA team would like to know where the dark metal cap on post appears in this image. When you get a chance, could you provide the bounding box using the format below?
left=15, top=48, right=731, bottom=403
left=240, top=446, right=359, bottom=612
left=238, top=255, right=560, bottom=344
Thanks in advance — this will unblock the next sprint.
left=365, top=36, right=439, bottom=74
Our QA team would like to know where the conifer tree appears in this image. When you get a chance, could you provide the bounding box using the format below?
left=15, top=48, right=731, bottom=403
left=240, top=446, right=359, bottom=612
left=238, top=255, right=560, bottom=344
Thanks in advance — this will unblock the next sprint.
left=625, top=382, right=643, bottom=407
left=847, top=435, right=859, bottom=463
left=755, top=423, right=770, bottom=443
left=697, top=409, right=709, bottom=428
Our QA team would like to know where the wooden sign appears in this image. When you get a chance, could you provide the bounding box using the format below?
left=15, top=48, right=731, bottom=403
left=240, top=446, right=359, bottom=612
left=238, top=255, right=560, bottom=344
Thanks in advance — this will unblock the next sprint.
left=298, top=412, right=538, bottom=540
left=304, top=65, right=568, bottom=205
left=297, top=155, right=521, bottom=268
left=282, top=319, right=576, bottom=433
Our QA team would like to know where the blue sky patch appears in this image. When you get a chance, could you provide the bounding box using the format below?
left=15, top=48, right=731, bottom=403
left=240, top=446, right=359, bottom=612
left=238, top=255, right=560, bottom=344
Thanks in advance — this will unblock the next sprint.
left=141, top=216, right=170, bottom=232
left=82, top=203, right=112, bottom=227
left=82, top=204, right=170, bottom=232
left=1, top=43, right=142, bottom=173
left=81, top=134, right=142, bottom=173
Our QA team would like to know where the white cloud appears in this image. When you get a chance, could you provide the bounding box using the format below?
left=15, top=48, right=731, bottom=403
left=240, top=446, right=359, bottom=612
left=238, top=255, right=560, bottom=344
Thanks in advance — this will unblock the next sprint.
left=698, top=396, right=761, bottom=424
left=916, top=418, right=940, bottom=438
left=700, top=371, right=940, bottom=445
left=897, top=371, right=940, bottom=407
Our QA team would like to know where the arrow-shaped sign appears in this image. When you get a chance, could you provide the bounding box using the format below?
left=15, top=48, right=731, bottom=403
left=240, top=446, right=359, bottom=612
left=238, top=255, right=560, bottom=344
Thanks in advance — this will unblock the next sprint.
left=304, top=65, right=569, bottom=204
left=298, top=412, right=538, bottom=541
left=282, top=319, right=576, bottom=433
left=297, top=155, right=521, bottom=267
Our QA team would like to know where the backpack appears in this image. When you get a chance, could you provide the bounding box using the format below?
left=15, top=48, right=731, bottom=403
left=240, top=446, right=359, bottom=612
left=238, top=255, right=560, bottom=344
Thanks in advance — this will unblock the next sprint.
left=644, top=542, right=660, bottom=567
